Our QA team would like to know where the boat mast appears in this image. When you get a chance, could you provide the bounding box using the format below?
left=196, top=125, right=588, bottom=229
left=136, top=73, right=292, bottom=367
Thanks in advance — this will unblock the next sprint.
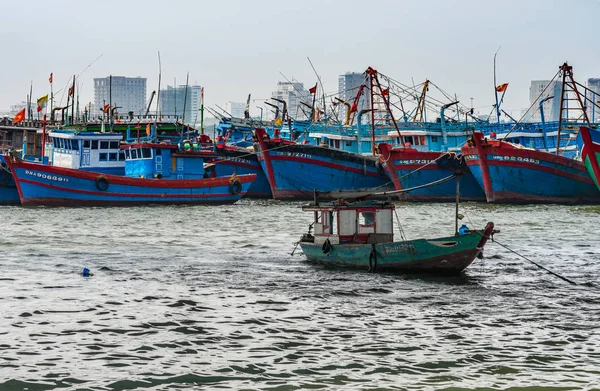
left=556, top=62, right=591, bottom=154
left=366, top=66, right=403, bottom=154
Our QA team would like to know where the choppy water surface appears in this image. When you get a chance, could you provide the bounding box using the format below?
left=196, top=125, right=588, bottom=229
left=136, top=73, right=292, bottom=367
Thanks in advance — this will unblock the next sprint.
left=1, top=201, right=599, bottom=390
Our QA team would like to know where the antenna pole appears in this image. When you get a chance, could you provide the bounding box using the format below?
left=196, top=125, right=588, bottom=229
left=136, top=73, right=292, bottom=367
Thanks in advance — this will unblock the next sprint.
left=307, top=57, right=326, bottom=123
left=493, top=46, right=501, bottom=123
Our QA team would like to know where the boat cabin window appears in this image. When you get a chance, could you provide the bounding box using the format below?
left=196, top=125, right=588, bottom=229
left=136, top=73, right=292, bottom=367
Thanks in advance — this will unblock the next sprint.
left=83, top=140, right=90, bottom=148
left=100, top=141, right=109, bottom=149
left=110, top=141, right=119, bottom=149
left=109, top=152, right=118, bottom=161
left=313, top=210, right=336, bottom=235
left=431, top=136, right=438, bottom=143
left=155, top=148, right=162, bottom=155
left=359, top=211, right=375, bottom=226
left=345, top=140, right=352, bottom=147
left=92, top=140, right=98, bottom=149
left=99, top=153, right=107, bottom=161
left=131, top=149, right=138, bottom=159
left=119, top=151, right=125, bottom=161
left=142, top=148, right=152, bottom=159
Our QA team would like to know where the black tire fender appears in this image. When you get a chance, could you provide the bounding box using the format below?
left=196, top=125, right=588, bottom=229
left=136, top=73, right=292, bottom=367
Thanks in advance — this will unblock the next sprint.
left=321, top=238, right=331, bottom=254
left=95, top=175, right=109, bottom=191
left=229, top=179, right=242, bottom=195
left=369, top=246, right=377, bottom=272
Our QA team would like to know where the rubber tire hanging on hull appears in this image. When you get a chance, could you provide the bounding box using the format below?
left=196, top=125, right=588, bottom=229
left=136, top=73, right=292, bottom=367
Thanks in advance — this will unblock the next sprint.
left=322, top=238, right=331, bottom=254
left=369, top=245, right=377, bottom=272
left=229, top=180, right=242, bottom=195
left=95, top=176, right=109, bottom=191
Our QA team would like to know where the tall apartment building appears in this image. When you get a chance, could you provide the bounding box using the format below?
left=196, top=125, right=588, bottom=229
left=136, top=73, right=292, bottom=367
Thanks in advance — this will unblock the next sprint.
left=94, top=76, right=147, bottom=118
left=227, top=102, right=246, bottom=118
left=587, top=78, right=600, bottom=122
left=338, top=72, right=369, bottom=124
left=158, top=85, right=202, bottom=124
left=271, top=81, right=311, bottom=121
left=528, top=80, right=561, bottom=122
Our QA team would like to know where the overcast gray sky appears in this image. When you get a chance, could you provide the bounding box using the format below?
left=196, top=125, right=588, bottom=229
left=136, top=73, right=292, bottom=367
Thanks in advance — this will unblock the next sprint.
left=3, top=0, right=599, bottom=118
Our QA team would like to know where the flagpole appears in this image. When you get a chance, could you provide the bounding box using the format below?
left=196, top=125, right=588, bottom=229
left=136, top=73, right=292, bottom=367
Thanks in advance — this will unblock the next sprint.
left=493, top=46, right=501, bottom=124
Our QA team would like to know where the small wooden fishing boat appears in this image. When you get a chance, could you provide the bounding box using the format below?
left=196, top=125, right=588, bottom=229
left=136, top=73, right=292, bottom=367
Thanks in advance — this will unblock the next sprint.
left=297, top=199, right=496, bottom=274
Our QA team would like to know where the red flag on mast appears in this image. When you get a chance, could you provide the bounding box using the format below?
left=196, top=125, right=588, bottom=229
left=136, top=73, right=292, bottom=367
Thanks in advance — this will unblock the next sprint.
left=49, top=73, right=53, bottom=84
left=495, top=83, right=509, bottom=93
left=13, top=108, right=26, bottom=124
left=309, top=84, right=317, bottom=94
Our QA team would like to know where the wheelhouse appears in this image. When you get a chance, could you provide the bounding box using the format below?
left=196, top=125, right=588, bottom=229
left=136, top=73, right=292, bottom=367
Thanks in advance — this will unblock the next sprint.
left=122, top=142, right=216, bottom=179
left=48, top=130, right=124, bottom=174
left=303, top=200, right=395, bottom=245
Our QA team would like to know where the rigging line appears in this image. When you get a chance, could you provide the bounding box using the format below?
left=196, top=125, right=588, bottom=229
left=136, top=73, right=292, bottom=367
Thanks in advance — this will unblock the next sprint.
left=502, top=69, right=561, bottom=140
left=492, top=239, right=577, bottom=285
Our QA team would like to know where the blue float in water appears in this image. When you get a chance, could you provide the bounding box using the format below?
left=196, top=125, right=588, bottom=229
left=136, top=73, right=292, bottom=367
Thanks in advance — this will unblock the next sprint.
left=81, top=268, right=92, bottom=277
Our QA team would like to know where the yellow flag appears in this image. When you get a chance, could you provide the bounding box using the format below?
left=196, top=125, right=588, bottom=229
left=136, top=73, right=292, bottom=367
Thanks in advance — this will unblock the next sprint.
left=37, top=94, right=49, bottom=106
left=274, top=117, right=282, bottom=126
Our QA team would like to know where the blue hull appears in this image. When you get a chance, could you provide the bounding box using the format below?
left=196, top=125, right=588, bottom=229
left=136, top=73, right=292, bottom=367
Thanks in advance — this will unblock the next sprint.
left=378, top=145, right=485, bottom=202
left=209, top=148, right=272, bottom=198
left=255, top=131, right=393, bottom=200
left=0, top=156, right=20, bottom=205
left=7, top=159, right=256, bottom=207
left=463, top=133, right=600, bottom=204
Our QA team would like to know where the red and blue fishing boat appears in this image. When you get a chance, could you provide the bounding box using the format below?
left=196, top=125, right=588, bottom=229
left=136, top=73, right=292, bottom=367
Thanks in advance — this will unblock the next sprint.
left=462, top=63, right=600, bottom=204
left=576, top=126, right=600, bottom=191
left=462, top=131, right=600, bottom=204
left=296, top=199, right=496, bottom=274
left=5, top=141, right=256, bottom=207
left=254, top=128, right=393, bottom=200
left=378, top=144, right=485, bottom=202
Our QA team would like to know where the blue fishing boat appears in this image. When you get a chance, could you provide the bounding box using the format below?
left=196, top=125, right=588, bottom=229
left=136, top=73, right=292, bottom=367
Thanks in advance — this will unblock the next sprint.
left=462, top=63, right=600, bottom=204
left=254, top=128, right=393, bottom=200
left=296, top=199, right=496, bottom=274
left=0, top=128, right=127, bottom=205
left=5, top=141, right=256, bottom=207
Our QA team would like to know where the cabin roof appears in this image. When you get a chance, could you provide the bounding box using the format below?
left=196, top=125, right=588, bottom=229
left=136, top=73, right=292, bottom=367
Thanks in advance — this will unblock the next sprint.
left=121, top=143, right=178, bottom=150
left=49, top=129, right=122, bottom=139
left=302, top=200, right=394, bottom=212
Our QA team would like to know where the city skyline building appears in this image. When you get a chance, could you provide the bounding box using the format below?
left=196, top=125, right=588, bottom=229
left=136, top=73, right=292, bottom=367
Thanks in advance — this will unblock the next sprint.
left=93, top=76, right=147, bottom=118
left=338, top=72, right=369, bottom=124
left=586, top=78, right=600, bottom=123
left=528, top=80, right=561, bottom=122
left=158, top=85, right=202, bottom=124
left=270, top=81, right=311, bottom=121
left=227, top=101, right=246, bottom=118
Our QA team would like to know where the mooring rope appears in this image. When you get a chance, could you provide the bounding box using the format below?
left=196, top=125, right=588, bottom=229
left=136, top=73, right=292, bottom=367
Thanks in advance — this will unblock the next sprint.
left=491, top=239, right=577, bottom=285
